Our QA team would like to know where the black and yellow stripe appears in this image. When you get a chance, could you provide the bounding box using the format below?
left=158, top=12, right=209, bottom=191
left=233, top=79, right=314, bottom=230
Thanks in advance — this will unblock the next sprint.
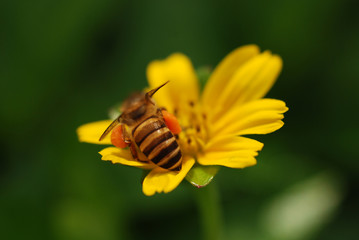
left=132, top=116, right=182, bottom=171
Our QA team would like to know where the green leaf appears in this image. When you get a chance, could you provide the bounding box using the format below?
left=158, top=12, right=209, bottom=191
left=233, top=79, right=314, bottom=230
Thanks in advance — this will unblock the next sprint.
left=186, top=164, right=220, bottom=188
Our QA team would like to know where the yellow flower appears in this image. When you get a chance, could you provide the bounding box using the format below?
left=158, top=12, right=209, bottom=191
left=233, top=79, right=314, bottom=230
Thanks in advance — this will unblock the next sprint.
left=77, top=45, right=288, bottom=196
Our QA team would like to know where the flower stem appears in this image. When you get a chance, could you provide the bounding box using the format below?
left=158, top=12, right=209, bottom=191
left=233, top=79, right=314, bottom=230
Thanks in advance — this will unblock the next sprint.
left=194, top=182, right=223, bottom=240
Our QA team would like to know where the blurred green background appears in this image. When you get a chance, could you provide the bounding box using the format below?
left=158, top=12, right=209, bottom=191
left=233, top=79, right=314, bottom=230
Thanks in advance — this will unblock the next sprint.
left=1, top=0, right=359, bottom=239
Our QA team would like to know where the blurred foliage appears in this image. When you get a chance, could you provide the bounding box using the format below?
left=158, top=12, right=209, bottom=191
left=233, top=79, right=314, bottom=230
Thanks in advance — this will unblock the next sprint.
left=1, top=0, right=359, bottom=239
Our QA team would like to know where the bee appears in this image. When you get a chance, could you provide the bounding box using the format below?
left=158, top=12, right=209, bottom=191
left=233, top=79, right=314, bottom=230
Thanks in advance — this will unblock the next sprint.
left=99, top=82, right=183, bottom=171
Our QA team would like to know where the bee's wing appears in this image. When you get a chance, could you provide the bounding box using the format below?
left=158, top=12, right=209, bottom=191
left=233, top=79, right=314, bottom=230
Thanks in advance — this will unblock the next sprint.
left=99, top=115, right=122, bottom=141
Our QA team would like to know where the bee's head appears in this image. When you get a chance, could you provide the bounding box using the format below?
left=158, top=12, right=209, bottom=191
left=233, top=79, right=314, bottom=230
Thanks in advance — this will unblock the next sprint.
left=120, top=82, right=168, bottom=125
left=121, top=92, right=145, bottom=110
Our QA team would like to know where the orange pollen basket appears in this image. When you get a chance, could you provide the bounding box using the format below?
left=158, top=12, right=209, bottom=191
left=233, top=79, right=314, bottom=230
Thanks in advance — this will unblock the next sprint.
left=111, top=125, right=128, bottom=148
left=162, top=110, right=182, bottom=134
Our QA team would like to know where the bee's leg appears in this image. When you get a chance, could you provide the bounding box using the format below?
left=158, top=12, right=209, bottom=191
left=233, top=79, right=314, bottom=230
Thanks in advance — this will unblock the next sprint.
left=129, top=142, right=151, bottom=163
left=121, top=125, right=131, bottom=143
left=121, top=125, right=149, bottom=162
left=129, top=142, right=139, bottom=160
left=159, top=107, right=178, bottom=117
left=157, top=108, right=163, bottom=116
left=121, top=125, right=138, bottom=160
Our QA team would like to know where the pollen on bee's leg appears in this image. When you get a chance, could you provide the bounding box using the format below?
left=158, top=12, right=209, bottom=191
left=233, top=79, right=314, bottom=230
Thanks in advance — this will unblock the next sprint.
left=162, top=110, right=182, bottom=134
left=111, top=125, right=129, bottom=148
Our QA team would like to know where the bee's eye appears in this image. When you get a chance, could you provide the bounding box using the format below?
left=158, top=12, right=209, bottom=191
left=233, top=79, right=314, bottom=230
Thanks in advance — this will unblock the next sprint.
left=128, top=105, right=146, bottom=120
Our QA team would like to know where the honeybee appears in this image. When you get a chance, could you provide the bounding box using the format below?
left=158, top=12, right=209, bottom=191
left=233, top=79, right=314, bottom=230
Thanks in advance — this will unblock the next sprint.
left=99, top=82, right=182, bottom=171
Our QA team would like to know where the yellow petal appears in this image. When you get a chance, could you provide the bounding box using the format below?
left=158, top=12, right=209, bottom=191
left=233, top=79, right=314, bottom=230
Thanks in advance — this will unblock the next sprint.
left=198, top=151, right=257, bottom=168
left=198, top=136, right=263, bottom=168
left=142, top=157, right=195, bottom=196
left=209, top=52, right=283, bottom=121
left=77, top=120, right=113, bottom=145
left=146, top=53, right=199, bottom=112
left=211, top=99, right=288, bottom=136
left=99, top=147, right=156, bottom=169
left=205, top=135, right=264, bottom=152
left=201, top=45, right=260, bottom=108
left=235, top=53, right=283, bottom=103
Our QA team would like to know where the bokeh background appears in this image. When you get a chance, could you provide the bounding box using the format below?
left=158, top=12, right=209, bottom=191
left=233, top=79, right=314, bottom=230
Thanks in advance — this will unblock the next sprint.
left=1, top=0, right=359, bottom=239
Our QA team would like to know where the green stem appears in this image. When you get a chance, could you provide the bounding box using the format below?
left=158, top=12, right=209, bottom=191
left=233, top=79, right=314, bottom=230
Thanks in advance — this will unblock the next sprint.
left=194, top=182, right=223, bottom=240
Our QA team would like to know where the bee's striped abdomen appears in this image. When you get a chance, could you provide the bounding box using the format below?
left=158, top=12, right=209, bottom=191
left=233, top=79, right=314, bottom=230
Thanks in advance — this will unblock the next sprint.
left=132, top=116, right=182, bottom=171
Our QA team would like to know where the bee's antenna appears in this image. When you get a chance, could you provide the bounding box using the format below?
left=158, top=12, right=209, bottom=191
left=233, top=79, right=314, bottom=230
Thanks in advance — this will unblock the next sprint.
left=146, top=81, right=169, bottom=98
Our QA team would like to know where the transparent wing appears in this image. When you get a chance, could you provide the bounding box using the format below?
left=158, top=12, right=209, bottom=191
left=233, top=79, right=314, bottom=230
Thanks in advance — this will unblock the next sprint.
left=99, top=115, right=121, bottom=141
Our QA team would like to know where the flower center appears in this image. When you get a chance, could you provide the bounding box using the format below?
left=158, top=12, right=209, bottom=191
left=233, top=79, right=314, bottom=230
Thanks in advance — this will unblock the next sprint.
left=173, top=101, right=209, bottom=157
